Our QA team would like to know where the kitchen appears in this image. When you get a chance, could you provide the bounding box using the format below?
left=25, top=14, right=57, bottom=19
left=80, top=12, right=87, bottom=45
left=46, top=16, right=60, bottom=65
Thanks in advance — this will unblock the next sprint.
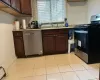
left=0, top=0, right=100, bottom=80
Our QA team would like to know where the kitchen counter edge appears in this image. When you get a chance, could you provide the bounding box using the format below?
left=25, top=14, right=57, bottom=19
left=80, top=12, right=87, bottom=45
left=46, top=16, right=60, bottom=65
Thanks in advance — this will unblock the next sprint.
left=13, top=27, right=75, bottom=31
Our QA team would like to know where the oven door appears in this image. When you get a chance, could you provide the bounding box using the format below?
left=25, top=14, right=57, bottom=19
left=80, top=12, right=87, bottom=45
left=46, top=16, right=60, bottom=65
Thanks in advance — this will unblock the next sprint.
left=74, top=30, right=88, bottom=53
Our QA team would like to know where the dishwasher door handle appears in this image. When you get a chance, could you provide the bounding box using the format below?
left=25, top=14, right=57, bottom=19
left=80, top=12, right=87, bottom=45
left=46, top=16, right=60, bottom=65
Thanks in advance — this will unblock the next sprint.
left=31, top=33, right=34, bottom=35
left=24, top=33, right=31, bottom=36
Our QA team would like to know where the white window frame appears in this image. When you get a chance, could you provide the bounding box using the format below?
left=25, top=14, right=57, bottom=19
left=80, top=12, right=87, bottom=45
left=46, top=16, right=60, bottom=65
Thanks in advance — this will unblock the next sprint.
left=37, top=0, right=66, bottom=24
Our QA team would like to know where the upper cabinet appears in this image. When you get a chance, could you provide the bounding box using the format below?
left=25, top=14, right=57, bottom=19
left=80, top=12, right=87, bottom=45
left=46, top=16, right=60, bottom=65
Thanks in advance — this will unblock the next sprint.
left=16, top=0, right=21, bottom=12
left=0, top=0, right=32, bottom=16
left=67, top=0, right=87, bottom=2
left=11, top=0, right=21, bottom=12
left=1, top=0, right=11, bottom=5
left=20, top=0, right=32, bottom=15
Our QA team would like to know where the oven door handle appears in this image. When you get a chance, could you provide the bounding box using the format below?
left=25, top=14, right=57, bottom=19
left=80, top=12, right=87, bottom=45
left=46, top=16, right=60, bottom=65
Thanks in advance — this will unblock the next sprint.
left=75, top=30, right=88, bottom=34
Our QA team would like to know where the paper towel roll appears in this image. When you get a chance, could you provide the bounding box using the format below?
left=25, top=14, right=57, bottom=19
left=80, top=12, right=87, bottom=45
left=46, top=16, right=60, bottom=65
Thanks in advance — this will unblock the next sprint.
left=15, top=21, right=20, bottom=30
left=22, top=19, right=26, bottom=29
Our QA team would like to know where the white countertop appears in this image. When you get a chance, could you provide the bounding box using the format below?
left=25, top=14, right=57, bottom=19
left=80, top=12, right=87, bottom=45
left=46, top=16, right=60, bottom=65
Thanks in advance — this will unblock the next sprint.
left=13, top=26, right=75, bottom=31
left=41, top=26, right=74, bottom=30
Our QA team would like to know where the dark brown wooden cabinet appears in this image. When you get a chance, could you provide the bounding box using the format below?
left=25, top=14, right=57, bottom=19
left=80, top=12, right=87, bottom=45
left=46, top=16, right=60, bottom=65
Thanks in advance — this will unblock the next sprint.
left=13, top=29, right=68, bottom=58
left=55, top=34, right=68, bottom=53
left=10, top=0, right=32, bottom=14
left=20, top=0, right=32, bottom=15
left=43, top=35, right=55, bottom=54
left=42, top=29, right=68, bottom=55
left=11, top=0, right=16, bottom=9
left=0, top=0, right=32, bottom=16
left=1, top=0, right=11, bottom=5
left=13, top=31, right=25, bottom=58
left=11, top=0, right=20, bottom=11
left=15, top=0, right=21, bottom=11
left=11, top=0, right=32, bottom=14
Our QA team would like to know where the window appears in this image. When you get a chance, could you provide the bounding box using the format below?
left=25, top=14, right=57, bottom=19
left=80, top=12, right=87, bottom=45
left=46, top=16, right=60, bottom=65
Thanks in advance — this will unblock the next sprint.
left=37, top=0, right=65, bottom=23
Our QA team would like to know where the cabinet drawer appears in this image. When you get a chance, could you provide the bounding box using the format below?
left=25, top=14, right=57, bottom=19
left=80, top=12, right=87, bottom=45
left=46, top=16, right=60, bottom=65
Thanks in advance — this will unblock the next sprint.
left=42, top=30, right=59, bottom=35
left=59, top=29, right=68, bottom=34
left=13, top=31, right=23, bottom=37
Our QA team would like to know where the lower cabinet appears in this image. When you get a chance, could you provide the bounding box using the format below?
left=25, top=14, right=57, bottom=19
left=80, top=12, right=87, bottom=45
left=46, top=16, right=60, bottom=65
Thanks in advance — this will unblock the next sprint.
left=43, top=35, right=55, bottom=55
left=13, top=31, right=25, bottom=58
left=13, top=29, right=68, bottom=57
left=13, top=36, right=25, bottom=58
left=42, top=29, right=68, bottom=55
left=55, top=34, right=68, bottom=53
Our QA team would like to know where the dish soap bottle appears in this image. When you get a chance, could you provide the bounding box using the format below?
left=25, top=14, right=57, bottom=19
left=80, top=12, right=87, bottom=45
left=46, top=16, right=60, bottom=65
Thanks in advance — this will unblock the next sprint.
left=64, top=18, right=68, bottom=27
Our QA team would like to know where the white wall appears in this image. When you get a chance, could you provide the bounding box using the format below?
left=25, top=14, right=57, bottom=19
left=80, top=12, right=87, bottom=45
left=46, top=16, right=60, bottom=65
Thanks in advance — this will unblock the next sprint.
left=0, top=11, right=16, bottom=71
left=32, top=0, right=38, bottom=21
left=87, top=0, right=100, bottom=23
left=65, top=1, right=88, bottom=25
left=32, top=0, right=88, bottom=25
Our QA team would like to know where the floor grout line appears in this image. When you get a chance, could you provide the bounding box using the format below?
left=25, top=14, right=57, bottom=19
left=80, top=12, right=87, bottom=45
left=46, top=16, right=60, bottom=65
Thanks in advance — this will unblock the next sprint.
left=5, top=53, right=100, bottom=80
left=43, top=56, right=47, bottom=80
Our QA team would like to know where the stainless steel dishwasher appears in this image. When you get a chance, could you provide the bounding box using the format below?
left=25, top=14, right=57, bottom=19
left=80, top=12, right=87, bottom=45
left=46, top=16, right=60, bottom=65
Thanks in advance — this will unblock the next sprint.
left=23, top=31, right=43, bottom=56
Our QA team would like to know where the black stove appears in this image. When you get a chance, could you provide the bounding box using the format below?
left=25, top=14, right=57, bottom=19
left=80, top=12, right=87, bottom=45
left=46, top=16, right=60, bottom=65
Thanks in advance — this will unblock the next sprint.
left=74, top=24, right=89, bottom=31
left=74, top=15, right=100, bottom=64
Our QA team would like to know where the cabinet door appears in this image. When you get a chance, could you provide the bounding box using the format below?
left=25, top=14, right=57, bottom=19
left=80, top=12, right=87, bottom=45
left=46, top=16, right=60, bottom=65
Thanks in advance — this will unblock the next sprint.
left=20, top=0, right=32, bottom=14
left=2, top=0, right=11, bottom=5
left=43, top=35, right=55, bottom=55
left=55, top=34, right=68, bottom=53
left=11, top=0, right=16, bottom=9
left=15, top=0, right=21, bottom=11
left=11, top=0, right=20, bottom=11
left=14, top=37, right=25, bottom=58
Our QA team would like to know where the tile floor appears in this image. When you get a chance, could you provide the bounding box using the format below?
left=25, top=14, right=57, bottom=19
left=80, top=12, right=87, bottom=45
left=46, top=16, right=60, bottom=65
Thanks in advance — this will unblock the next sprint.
left=3, top=53, right=99, bottom=80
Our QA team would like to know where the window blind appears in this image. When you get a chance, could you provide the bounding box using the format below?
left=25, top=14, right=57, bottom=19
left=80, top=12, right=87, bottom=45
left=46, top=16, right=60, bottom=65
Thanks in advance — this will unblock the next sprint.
left=37, top=0, right=65, bottom=23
